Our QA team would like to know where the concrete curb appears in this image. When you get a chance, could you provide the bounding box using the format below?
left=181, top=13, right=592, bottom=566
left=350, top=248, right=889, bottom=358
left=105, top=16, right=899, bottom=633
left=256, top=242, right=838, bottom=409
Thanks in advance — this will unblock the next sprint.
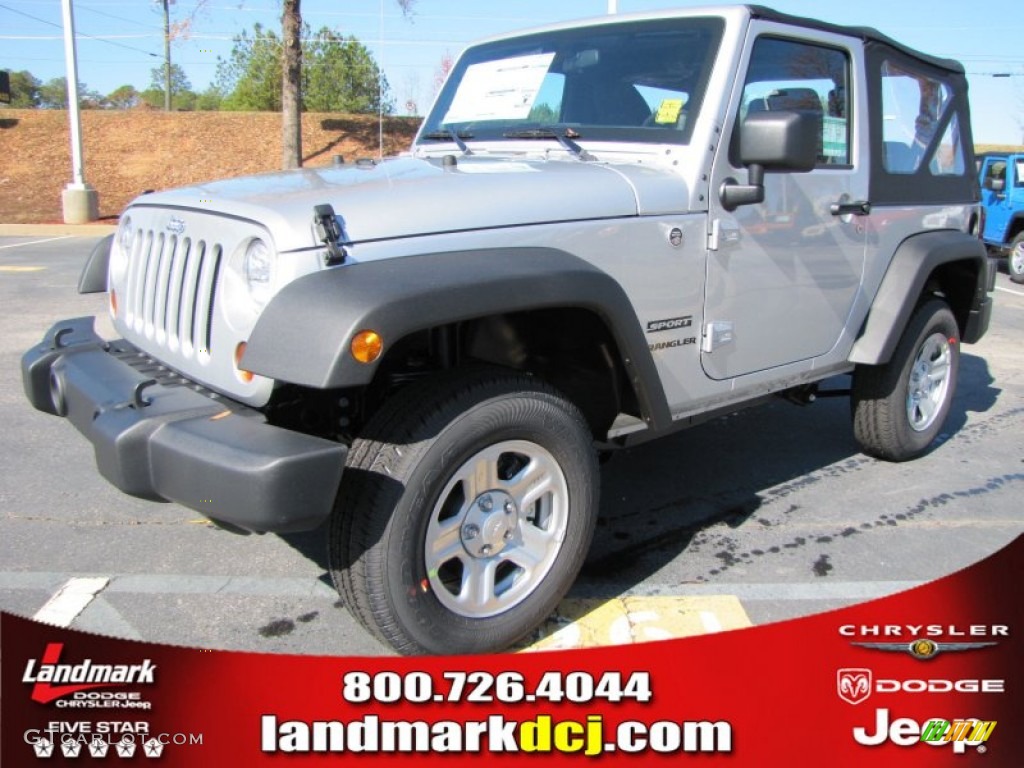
left=0, top=223, right=117, bottom=237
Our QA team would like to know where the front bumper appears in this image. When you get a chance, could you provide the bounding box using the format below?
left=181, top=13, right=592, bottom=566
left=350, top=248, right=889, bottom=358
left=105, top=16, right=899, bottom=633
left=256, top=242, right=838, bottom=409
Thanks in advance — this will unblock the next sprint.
left=22, top=318, right=346, bottom=533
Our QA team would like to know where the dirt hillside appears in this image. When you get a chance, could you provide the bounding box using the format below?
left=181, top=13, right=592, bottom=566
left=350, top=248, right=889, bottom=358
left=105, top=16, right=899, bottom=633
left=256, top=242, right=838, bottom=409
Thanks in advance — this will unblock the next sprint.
left=0, top=109, right=421, bottom=223
left=1, top=110, right=1019, bottom=225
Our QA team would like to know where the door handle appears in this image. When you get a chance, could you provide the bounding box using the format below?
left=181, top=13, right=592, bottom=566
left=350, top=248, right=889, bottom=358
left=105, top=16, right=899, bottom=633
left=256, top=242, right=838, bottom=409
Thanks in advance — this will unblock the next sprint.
left=830, top=200, right=871, bottom=216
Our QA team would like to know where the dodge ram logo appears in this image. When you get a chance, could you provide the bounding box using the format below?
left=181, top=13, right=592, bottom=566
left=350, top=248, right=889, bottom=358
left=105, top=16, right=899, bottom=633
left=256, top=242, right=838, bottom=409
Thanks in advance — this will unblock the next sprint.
left=838, top=668, right=873, bottom=705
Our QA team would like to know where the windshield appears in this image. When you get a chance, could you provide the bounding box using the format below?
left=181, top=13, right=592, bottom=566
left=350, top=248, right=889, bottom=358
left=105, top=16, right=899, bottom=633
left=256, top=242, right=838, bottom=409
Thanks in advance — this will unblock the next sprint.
left=418, top=17, right=724, bottom=147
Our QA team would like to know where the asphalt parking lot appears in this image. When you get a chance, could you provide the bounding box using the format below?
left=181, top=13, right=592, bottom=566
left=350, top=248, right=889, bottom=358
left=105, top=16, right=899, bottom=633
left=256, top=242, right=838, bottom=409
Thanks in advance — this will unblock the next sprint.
left=1, top=233, right=1021, bottom=655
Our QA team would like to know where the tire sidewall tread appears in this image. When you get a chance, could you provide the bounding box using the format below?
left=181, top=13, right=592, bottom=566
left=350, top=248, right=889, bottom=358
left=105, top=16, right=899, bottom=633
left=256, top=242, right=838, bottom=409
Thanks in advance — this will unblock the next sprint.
left=330, top=369, right=598, bottom=655
left=852, top=299, right=960, bottom=462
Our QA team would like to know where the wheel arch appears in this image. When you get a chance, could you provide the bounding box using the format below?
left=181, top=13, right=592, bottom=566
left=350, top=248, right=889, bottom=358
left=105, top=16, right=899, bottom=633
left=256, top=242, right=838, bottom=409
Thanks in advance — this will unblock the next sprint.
left=244, top=247, right=671, bottom=432
left=849, top=230, right=992, bottom=365
left=371, top=307, right=638, bottom=439
left=1007, top=214, right=1024, bottom=243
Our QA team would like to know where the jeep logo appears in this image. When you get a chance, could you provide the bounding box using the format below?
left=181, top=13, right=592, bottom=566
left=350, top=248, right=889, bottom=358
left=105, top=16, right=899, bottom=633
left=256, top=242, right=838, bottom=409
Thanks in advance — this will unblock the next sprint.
left=165, top=217, right=186, bottom=235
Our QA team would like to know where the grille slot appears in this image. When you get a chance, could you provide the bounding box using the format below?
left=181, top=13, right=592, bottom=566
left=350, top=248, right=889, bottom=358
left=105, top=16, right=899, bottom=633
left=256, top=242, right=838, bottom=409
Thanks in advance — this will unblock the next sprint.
left=123, top=230, right=224, bottom=361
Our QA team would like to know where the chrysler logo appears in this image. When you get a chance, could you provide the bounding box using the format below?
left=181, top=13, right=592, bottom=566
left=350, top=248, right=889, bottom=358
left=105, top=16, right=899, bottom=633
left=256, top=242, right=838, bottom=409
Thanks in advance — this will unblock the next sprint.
left=166, top=216, right=186, bottom=235
left=850, top=639, right=997, bottom=660
left=837, top=668, right=872, bottom=705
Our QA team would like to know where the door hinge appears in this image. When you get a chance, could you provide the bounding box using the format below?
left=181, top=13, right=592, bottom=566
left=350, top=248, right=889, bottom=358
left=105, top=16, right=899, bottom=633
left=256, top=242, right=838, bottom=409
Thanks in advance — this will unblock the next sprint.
left=702, top=321, right=734, bottom=353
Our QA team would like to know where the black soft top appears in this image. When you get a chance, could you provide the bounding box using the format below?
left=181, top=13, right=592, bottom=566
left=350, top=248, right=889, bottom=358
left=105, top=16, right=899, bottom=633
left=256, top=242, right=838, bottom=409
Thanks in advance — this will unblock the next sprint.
left=748, top=5, right=965, bottom=74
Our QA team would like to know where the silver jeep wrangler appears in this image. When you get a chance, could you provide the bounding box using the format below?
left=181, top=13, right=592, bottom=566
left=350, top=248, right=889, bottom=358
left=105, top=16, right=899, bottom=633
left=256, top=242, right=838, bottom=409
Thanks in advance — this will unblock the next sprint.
left=23, top=5, right=994, bottom=654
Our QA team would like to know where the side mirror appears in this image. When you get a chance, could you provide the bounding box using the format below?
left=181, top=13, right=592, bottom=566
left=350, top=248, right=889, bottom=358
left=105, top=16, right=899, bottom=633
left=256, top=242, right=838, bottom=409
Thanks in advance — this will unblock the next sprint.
left=983, top=177, right=1005, bottom=193
left=720, top=110, right=821, bottom=211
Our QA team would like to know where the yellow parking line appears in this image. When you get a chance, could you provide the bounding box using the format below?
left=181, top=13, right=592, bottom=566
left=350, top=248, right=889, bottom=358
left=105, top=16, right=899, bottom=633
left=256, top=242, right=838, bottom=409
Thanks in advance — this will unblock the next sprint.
left=0, top=266, right=46, bottom=272
left=520, top=595, right=752, bottom=652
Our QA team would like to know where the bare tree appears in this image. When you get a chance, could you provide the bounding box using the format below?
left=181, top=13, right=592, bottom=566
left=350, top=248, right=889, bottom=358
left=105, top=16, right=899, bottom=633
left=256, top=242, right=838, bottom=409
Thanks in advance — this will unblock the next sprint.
left=433, top=50, right=454, bottom=96
left=280, top=0, right=417, bottom=169
left=281, top=0, right=302, bottom=168
left=155, top=0, right=210, bottom=111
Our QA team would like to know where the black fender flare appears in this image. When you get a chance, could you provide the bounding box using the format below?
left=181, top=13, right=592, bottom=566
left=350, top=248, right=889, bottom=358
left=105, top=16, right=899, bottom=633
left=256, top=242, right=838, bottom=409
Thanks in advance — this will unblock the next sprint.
left=244, top=247, right=671, bottom=429
left=849, top=230, right=991, bottom=365
left=78, top=233, right=114, bottom=294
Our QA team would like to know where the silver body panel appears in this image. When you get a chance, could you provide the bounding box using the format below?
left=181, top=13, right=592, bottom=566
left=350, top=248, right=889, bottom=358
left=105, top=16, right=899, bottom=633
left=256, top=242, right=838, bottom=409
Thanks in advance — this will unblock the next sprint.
left=105, top=5, right=976, bottom=425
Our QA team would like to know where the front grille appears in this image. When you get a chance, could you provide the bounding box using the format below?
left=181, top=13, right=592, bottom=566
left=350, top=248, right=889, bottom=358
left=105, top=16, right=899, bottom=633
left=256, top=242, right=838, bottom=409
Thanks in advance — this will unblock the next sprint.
left=124, top=231, right=223, bottom=360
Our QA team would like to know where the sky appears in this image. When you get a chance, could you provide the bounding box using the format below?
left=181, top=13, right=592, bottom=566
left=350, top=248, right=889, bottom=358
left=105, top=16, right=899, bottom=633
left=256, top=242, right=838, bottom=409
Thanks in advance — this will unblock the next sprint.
left=1, top=0, right=1022, bottom=145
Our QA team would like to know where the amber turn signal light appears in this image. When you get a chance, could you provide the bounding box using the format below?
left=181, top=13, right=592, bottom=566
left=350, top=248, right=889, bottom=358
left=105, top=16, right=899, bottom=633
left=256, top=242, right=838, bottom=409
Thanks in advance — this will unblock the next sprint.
left=351, top=330, right=383, bottom=364
left=234, top=341, right=254, bottom=383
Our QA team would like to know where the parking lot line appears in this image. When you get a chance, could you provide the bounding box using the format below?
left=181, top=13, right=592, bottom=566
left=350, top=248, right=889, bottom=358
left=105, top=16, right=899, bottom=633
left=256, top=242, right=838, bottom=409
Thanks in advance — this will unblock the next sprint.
left=0, top=235, right=73, bottom=251
left=521, top=595, right=753, bottom=652
left=0, top=266, right=46, bottom=272
left=32, top=577, right=110, bottom=628
left=995, top=286, right=1024, bottom=297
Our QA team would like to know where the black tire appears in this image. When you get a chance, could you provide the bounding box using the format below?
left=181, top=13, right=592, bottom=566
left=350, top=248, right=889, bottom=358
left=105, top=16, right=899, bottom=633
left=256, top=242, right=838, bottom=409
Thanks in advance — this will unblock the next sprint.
left=852, top=299, right=959, bottom=462
left=1009, top=232, right=1024, bottom=283
left=329, top=370, right=598, bottom=655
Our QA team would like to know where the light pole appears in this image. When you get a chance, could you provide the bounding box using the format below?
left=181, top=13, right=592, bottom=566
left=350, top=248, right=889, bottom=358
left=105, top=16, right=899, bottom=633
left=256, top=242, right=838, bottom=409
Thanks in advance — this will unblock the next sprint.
left=60, top=0, right=99, bottom=223
left=608, top=0, right=617, bottom=13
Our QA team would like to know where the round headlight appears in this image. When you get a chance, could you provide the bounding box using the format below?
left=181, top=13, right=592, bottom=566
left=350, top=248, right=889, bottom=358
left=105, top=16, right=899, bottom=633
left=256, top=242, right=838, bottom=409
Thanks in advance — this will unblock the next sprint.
left=117, top=215, right=134, bottom=254
left=244, top=238, right=275, bottom=305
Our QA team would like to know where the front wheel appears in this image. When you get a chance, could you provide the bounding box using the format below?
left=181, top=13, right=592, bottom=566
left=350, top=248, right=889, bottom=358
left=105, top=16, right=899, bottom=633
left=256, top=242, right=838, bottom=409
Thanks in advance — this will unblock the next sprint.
left=852, top=299, right=959, bottom=462
left=329, top=370, right=598, bottom=655
left=1009, top=233, right=1024, bottom=283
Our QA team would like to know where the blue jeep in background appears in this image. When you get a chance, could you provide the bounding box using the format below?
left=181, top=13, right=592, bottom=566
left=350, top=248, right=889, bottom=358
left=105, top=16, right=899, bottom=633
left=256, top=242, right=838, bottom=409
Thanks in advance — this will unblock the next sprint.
left=979, top=152, right=1024, bottom=283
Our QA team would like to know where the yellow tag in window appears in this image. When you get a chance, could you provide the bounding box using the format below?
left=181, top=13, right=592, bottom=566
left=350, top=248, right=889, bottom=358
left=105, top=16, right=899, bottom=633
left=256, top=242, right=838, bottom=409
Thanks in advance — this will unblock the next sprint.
left=654, top=98, right=685, bottom=125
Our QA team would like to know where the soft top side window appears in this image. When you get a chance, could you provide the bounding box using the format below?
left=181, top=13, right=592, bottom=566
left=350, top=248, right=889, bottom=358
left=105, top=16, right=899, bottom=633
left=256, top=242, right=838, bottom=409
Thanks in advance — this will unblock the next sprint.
left=866, top=42, right=977, bottom=205
left=880, top=60, right=965, bottom=177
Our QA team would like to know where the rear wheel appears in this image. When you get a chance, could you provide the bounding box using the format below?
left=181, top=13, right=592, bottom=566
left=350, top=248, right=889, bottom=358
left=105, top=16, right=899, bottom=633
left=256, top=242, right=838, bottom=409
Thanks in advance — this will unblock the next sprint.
left=852, top=299, right=959, bottom=461
left=1009, top=233, right=1024, bottom=283
left=329, top=370, right=598, bottom=655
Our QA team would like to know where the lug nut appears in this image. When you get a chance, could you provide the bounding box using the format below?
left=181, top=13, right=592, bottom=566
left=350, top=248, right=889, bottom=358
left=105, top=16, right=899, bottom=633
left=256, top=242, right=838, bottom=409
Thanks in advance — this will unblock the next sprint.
left=478, top=494, right=493, bottom=512
left=503, top=530, right=513, bottom=542
left=480, top=544, right=492, bottom=555
left=504, top=501, right=516, bottom=515
left=462, top=524, right=480, bottom=540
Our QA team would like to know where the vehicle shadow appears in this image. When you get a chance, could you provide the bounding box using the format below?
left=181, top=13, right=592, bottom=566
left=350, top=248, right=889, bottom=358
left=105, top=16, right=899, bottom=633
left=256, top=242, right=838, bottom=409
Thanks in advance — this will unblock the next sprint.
left=278, top=355, right=999, bottom=601
left=578, top=353, right=998, bottom=595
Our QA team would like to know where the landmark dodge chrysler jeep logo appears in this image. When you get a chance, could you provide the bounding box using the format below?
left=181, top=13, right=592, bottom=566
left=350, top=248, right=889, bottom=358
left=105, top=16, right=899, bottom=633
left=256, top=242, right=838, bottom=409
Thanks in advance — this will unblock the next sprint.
left=22, top=643, right=156, bottom=704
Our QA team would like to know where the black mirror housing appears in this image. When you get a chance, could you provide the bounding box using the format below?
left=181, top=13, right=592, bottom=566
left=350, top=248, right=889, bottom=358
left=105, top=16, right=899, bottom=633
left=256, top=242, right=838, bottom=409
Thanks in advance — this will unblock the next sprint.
left=740, top=110, right=821, bottom=171
left=720, top=110, right=821, bottom=210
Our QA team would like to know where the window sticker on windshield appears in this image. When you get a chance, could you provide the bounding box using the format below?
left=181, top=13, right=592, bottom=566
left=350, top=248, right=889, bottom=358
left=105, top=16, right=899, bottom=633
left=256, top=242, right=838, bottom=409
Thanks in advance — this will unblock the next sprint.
left=654, top=98, right=685, bottom=125
left=443, top=53, right=556, bottom=124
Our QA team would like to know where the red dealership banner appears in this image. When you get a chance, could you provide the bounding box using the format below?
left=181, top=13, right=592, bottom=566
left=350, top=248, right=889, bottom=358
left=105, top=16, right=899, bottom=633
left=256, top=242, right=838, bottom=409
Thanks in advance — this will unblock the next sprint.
left=2, top=535, right=1020, bottom=766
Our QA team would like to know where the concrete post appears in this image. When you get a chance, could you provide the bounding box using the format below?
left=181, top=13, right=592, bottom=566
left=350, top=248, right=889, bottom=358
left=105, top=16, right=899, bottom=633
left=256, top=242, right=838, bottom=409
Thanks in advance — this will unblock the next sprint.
left=60, top=0, right=99, bottom=224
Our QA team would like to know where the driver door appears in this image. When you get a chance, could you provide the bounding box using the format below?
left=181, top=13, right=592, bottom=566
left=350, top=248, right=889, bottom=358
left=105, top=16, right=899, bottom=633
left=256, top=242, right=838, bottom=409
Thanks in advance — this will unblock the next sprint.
left=703, top=28, right=868, bottom=381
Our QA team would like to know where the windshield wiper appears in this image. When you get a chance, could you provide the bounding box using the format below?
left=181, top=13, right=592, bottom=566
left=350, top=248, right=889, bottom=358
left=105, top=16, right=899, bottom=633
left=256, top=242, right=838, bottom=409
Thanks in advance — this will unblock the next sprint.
left=502, top=128, right=595, bottom=161
left=421, top=128, right=474, bottom=155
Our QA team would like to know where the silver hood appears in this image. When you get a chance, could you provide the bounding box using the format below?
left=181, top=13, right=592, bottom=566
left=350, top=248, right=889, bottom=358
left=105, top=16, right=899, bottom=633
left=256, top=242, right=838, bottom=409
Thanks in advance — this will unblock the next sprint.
left=126, top=155, right=682, bottom=252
